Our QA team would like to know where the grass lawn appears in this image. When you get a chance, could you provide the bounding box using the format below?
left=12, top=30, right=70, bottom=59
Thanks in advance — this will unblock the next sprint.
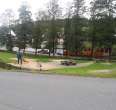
left=0, top=51, right=52, bottom=63
left=1, top=51, right=116, bottom=78
left=25, top=54, right=90, bottom=63
left=0, top=51, right=91, bottom=63
left=0, top=68, right=3, bottom=70
left=25, top=54, right=55, bottom=62
left=0, top=51, right=16, bottom=63
left=50, top=62, right=116, bottom=78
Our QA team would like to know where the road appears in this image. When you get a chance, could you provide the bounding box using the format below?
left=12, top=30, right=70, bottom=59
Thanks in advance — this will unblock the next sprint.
left=0, top=72, right=116, bottom=110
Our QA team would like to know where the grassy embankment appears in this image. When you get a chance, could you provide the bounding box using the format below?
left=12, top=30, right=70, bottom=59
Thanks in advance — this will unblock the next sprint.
left=0, top=51, right=52, bottom=69
left=50, top=62, right=116, bottom=78
left=0, top=51, right=116, bottom=78
left=0, top=52, right=19, bottom=70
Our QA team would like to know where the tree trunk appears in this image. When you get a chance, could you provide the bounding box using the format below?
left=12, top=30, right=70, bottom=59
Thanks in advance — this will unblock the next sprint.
left=35, top=48, right=38, bottom=55
left=24, top=47, right=26, bottom=53
left=49, top=49, right=51, bottom=57
left=91, top=44, right=94, bottom=58
left=91, top=37, right=95, bottom=58
left=18, top=47, right=21, bottom=51
left=53, top=41, right=55, bottom=56
left=108, top=47, right=112, bottom=61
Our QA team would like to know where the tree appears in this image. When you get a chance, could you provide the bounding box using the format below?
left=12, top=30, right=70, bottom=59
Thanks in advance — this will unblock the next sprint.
left=36, top=10, right=51, bottom=21
left=0, top=26, right=9, bottom=46
left=0, top=9, right=15, bottom=51
left=71, top=0, right=86, bottom=53
left=90, top=0, right=116, bottom=58
left=32, top=21, right=43, bottom=55
left=89, top=0, right=98, bottom=57
left=64, top=4, right=73, bottom=53
left=47, top=0, right=62, bottom=56
left=16, top=2, right=33, bottom=51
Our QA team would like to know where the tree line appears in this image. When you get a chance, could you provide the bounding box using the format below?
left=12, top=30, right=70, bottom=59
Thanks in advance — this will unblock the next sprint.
left=0, top=0, right=116, bottom=57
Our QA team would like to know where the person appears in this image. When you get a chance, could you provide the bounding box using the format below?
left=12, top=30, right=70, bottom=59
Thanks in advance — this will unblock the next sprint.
left=16, top=50, right=23, bottom=65
left=20, top=49, right=24, bottom=63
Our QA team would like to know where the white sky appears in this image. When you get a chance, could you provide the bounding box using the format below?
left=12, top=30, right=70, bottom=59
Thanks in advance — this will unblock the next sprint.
left=0, top=0, right=91, bottom=21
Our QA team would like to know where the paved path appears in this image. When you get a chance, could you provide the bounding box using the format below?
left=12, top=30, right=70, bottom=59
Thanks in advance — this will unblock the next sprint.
left=0, top=72, right=116, bottom=110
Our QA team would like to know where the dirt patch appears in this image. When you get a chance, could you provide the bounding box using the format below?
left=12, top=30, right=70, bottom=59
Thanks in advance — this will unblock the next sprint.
left=0, top=61, right=20, bottom=70
left=9, top=58, right=93, bottom=71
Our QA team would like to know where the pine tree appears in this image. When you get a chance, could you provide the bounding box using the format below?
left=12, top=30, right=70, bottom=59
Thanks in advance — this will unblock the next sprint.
left=90, top=0, right=116, bottom=58
left=72, top=0, right=86, bottom=53
left=47, top=0, right=62, bottom=56
left=16, top=2, right=33, bottom=51
left=32, top=21, right=43, bottom=55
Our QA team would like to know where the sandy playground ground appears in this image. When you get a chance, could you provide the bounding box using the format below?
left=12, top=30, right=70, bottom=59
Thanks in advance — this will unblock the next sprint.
left=9, top=58, right=93, bottom=71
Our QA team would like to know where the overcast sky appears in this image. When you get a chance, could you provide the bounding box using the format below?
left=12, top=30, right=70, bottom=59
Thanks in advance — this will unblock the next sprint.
left=0, top=0, right=91, bottom=16
left=0, top=0, right=69, bottom=14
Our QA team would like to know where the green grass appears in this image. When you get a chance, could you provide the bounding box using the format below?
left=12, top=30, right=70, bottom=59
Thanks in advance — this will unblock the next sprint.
left=25, top=54, right=53, bottom=62
left=0, top=51, right=53, bottom=63
left=1, top=51, right=116, bottom=78
left=0, top=51, right=15, bottom=63
left=25, top=54, right=89, bottom=63
left=0, top=51, right=91, bottom=63
left=50, top=62, right=116, bottom=78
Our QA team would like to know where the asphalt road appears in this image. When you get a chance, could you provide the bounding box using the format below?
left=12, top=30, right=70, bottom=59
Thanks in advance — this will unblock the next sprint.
left=0, top=72, right=116, bottom=110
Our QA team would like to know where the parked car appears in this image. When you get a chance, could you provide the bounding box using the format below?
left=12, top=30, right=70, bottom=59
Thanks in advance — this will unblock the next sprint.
left=38, top=49, right=49, bottom=54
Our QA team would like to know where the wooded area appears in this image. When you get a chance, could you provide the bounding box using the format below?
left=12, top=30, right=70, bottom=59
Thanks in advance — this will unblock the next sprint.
left=0, top=0, right=116, bottom=59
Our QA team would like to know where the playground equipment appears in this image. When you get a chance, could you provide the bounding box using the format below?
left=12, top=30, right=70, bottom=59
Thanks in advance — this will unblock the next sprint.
left=61, top=60, right=77, bottom=66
